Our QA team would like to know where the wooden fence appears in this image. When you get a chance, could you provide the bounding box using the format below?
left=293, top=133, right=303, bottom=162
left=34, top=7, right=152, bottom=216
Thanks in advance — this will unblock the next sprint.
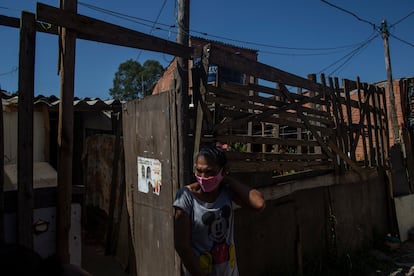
left=191, top=44, right=389, bottom=175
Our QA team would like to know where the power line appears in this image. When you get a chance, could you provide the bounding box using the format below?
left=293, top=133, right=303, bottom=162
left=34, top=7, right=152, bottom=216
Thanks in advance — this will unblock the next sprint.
left=135, top=0, right=169, bottom=61
left=390, top=9, right=414, bottom=28
left=389, top=33, right=414, bottom=48
left=317, top=32, right=379, bottom=75
left=0, top=67, right=18, bottom=77
left=320, top=0, right=378, bottom=30
left=78, top=1, right=374, bottom=54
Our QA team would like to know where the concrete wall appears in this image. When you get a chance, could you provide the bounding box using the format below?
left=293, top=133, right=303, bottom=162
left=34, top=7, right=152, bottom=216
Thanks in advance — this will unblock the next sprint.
left=234, top=169, right=389, bottom=275
left=3, top=110, right=46, bottom=164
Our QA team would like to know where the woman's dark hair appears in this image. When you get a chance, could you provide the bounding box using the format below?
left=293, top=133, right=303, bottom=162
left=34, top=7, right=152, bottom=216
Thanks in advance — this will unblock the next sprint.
left=197, top=145, right=227, bottom=168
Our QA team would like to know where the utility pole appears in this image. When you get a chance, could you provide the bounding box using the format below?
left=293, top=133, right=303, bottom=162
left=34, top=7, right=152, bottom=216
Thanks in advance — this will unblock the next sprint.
left=381, top=19, right=401, bottom=145
left=177, top=0, right=191, bottom=186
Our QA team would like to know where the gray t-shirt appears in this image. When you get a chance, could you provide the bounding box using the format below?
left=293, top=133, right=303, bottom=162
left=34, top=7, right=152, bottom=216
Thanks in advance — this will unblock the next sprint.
left=173, top=187, right=239, bottom=276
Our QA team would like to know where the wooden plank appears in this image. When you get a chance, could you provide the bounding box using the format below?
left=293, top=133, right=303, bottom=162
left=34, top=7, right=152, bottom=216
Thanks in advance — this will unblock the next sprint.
left=281, top=83, right=363, bottom=173
left=0, top=14, right=20, bottom=28
left=214, top=104, right=334, bottom=137
left=376, top=87, right=386, bottom=166
left=321, top=74, right=337, bottom=172
left=370, top=85, right=381, bottom=166
left=334, top=77, right=348, bottom=169
left=56, top=0, right=76, bottom=264
left=356, top=78, right=369, bottom=166
left=206, top=44, right=325, bottom=92
left=363, top=83, right=375, bottom=166
left=327, top=77, right=344, bottom=171
left=204, top=135, right=321, bottom=147
left=208, top=85, right=332, bottom=118
left=227, top=159, right=333, bottom=173
left=215, top=112, right=334, bottom=138
left=350, top=81, right=372, bottom=155
left=17, top=11, right=36, bottom=249
left=36, top=3, right=192, bottom=58
left=343, top=79, right=355, bottom=161
left=222, top=82, right=327, bottom=105
left=381, top=87, right=390, bottom=158
left=0, top=14, right=58, bottom=34
left=225, top=151, right=328, bottom=161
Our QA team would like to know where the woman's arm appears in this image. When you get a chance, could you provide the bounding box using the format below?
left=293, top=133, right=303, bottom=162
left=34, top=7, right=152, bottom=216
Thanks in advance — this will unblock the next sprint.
left=174, top=208, right=207, bottom=276
left=224, top=176, right=266, bottom=211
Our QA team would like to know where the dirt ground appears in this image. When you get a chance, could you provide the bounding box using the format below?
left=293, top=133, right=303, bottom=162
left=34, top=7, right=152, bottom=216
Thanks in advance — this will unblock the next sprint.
left=81, top=238, right=128, bottom=276
left=367, top=240, right=414, bottom=276
left=79, top=238, right=414, bottom=276
left=301, top=239, right=414, bottom=276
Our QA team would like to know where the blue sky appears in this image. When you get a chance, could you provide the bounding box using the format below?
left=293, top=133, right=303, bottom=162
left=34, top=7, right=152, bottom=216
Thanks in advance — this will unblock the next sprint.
left=1, top=0, right=413, bottom=99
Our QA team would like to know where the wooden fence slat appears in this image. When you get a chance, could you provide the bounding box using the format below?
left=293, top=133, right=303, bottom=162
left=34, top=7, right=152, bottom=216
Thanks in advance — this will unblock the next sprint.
left=227, top=160, right=333, bottom=173
left=356, top=78, right=369, bottom=166
left=194, top=45, right=389, bottom=174
left=343, top=79, right=355, bottom=161
left=376, top=88, right=386, bottom=166
left=204, top=135, right=321, bottom=147
left=226, top=151, right=328, bottom=161
left=371, top=85, right=382, bottom=167
left=17, top=11, right=36, bottom=249
left=363, top=83, right=375, bottom=167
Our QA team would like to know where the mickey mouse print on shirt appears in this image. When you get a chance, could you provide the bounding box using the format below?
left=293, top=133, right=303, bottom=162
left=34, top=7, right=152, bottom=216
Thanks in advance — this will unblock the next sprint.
left=198, top=205, right=236, bottom=273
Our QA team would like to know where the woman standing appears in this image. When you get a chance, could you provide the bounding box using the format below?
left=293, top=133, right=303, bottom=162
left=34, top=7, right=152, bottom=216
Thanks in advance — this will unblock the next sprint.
left=173, top=145, right=265, bottom=276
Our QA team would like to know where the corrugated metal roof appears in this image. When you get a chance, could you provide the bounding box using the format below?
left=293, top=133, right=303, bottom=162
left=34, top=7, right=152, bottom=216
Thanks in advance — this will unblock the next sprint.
left=1, top=90, right=124, bottom=111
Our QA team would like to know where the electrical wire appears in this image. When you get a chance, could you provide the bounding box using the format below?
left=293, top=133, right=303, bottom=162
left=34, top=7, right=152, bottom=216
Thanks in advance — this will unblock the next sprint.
left=317, top=32, right=380, bottom=76
left=320, top=0, right=378, bottom=30
left=135, top=0, right=169, bottom=61
left=0, top=67, right=18, bottom=77
left=78, top=1, right=374, bottom=54
left=255, top=30, right=380, bottom=57
left=390, top=9, right=414, bottom=28
left=389, top=33, right=414, bottom=48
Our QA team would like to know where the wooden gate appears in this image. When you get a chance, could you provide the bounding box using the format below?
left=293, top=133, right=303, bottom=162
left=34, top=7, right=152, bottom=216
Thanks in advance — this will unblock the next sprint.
left=191, top=44, right=389, bottom=176
left=122, top=92, right=180, bottom=276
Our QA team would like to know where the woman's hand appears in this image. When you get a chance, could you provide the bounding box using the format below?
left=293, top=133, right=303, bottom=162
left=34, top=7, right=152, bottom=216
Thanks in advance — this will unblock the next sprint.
left=223, top=176, right=266, bottom=212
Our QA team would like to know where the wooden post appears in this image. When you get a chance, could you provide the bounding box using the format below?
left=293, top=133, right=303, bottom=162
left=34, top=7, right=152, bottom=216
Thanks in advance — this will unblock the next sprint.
left=17, top=12, right=36, bottom=249
left=57, top=0, right=77, bottom=263
left=105, top=112, right=122, bottom=255
left=176, top=0, right=191, bottom=185
left=0, top=88, right=4, bottom=243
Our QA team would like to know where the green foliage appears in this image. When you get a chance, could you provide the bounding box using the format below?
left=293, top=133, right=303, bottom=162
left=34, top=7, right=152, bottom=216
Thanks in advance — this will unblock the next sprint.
left=109, top=59, right=164, bottom=101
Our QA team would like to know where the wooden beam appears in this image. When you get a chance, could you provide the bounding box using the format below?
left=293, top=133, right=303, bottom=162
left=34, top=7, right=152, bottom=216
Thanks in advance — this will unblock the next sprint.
left=206, top=44, right=324, bottom=92
left=36, top=3, right=192, bottom=58
left=56, top=0, right=76, bottom=264
left=0, top=14, right=58, bottom=34
left=17, top=11, right=36, bottom=249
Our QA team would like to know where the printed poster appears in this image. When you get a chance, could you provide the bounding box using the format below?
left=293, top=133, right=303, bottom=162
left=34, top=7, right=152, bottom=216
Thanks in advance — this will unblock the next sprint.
left=137, top=156, right=162, bottom=195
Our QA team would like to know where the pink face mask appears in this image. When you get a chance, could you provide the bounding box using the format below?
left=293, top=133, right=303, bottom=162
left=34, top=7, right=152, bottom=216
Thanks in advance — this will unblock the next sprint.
left=195, top=169, right=223, bottom=192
